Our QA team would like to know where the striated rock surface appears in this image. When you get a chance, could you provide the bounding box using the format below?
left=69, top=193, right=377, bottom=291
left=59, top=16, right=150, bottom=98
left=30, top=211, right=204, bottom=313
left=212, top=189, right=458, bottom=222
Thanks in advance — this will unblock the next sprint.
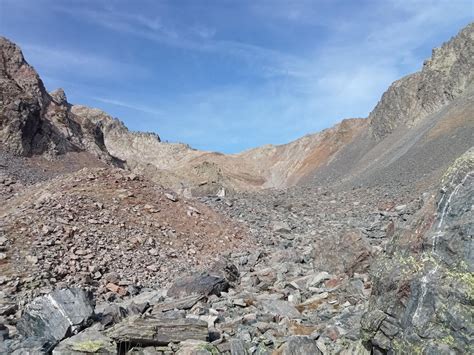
left=106, top=315, right=209, bottom=346
left=15, top=288, right=94, bottom=351
left=361, top=148, right=474, bottom=353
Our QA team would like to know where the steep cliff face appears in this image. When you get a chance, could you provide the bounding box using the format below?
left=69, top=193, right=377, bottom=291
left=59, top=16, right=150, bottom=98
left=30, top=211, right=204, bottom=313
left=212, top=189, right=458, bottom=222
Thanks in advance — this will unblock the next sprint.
left=0, top=36, right=55, bottom=155
left=361, top=148, right=473, bottom=353
left=369, top=23, right=474, bottom=140
left=0, top=37, right=116, bottom=162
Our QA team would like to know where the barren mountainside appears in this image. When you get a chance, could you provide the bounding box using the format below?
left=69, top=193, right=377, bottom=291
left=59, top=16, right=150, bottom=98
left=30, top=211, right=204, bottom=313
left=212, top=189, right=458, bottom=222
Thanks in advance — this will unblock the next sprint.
left=0, top=23, right=473, bottom=355
left=1, top=24, right=473, bottom=195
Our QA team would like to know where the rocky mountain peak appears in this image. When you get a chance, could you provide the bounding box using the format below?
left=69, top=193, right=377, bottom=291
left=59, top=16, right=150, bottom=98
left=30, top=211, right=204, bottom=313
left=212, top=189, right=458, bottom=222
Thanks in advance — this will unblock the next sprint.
left=0, top=36, right=46, bottom=104
left=369, top=23, right=474, bottom=140
left=49, top=88, right=67, bottom=105
left=0, top=37, right=120, bottom=161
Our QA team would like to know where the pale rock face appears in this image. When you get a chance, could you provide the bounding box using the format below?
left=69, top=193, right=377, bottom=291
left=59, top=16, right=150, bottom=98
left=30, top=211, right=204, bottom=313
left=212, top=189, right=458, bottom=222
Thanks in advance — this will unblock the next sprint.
left=369, top=23, right=474, bottom=139
left=49, top=88, right=67, bottom=105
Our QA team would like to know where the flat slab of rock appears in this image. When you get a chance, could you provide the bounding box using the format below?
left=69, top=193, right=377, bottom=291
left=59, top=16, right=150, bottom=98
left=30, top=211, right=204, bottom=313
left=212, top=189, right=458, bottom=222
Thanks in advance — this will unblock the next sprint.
left=167, top=274, right=229, bottom=298
left=278, top=336, right=322, bottom=355
left=52, top=328, right=116, bottom=354
left=260, top=299, right=301, bottom=319
left=272, top=221, right=291, bottom=234
left=152, top=294, right=204, bottom=313
left=16, top=288, right=94, bottom=345
left=106, top=315, right=208, bottom=346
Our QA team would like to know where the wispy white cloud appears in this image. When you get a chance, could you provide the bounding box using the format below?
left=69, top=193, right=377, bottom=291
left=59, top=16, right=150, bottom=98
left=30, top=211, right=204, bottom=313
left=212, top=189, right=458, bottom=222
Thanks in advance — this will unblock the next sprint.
left=53, top=4, right=312, bottom=79
left=21, top=43, right=148, bottom=80
left=93, top=97, right=163, bottom=116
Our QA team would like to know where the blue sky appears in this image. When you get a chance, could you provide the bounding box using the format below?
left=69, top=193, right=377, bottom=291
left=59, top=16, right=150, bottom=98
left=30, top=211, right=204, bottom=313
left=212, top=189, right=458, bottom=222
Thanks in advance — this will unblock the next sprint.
left=0, top=0, right=472, bottom=153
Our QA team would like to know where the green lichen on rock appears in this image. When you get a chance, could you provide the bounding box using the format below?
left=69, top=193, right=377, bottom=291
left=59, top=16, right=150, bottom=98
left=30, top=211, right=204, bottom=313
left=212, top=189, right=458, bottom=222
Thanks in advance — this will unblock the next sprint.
left=440, top=148, right=474, bottom=187
left=444, top=268, right=474, bottom=301
left=198, top=343, right=220, bottom=355
left=391, top=339, right=424, bottom=355
left=71, top=340, right=107, bottom=352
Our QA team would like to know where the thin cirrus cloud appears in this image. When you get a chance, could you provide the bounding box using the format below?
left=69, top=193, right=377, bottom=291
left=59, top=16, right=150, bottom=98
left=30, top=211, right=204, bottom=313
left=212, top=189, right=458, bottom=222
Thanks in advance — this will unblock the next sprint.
left=93, top=97, right=163, bottom=116
left=53, top=4, right=312, bottom=80
left=20, top=43, right=149, bottom=82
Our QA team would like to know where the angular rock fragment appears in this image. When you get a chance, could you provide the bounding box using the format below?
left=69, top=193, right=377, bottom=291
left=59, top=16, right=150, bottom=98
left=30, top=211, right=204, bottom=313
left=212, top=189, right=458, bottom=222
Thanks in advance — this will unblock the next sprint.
left=96, top=303, right=128, bottom=327
left=168, top=274, right=229, bottom=298
left=208, top=259, right=240, bottom=285
left=106, top=315, right=208, bottom=346
left=106, top=282, right=128, bottom=297
left=260, top=299, right=301, bottom=319
left=230, top=338, right=249, bottom=354
left=16, top=288, right=94, bottom=346
left=5, top=337, right=56, bottom=354
left=52, top=328, right=116, bottom=354
left=277, top=336, right=322, bottom=355
left=165, top=193, right=178, bottom=202
left=152, top=294, right=204, bottom=313
left=176, top=339, right=219, bottom=355
left=272, top=221, right=291, bottom=234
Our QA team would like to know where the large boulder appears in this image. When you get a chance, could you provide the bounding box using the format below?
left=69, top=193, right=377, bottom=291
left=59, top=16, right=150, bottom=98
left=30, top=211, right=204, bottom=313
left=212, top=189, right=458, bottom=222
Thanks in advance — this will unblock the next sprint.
left=16, top=288, right=95, bottom=347
left=106, top=315, right=208, bottom=346
left=168, top=274, right=229, bottom=299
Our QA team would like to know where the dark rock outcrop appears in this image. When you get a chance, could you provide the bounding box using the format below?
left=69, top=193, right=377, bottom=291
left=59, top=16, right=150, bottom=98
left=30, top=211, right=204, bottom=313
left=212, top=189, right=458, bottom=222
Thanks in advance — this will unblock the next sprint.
left=2, top=288, right=95, bottom=353
left=0, top=36, right=123, bottom=163
left=362, top=148, right=474, bottom=353
left=16, top=288, right=95, bottom=349
left=168, top=274, right=230, bottom=298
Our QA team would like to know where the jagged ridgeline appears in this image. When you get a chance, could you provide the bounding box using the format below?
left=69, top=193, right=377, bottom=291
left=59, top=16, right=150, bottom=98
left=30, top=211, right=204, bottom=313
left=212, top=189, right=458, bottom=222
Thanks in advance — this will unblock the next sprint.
left=0, top=23, right=473, bottom=355
left=1, top=24, right=473, bottom=195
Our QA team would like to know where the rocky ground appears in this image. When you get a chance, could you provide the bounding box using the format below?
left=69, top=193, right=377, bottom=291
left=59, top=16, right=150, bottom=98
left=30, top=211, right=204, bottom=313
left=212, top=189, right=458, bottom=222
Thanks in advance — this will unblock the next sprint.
left=0, top=164, right=247, bottom=295
left=0, top=151, right=433, bottom=354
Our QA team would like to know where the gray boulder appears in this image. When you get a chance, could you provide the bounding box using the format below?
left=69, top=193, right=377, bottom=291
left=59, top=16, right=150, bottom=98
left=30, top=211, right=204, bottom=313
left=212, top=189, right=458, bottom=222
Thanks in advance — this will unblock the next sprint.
left=278, top=336, right=322, bottom=355
left=168, top=274, right=229, bottom=298
left=106, top=315, right=208, bottom=346
left=52, top=328, right=116, bottom=354
left=260, top=299, right=301, bottom=319
left=16, top=288, right=94, bottom=346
